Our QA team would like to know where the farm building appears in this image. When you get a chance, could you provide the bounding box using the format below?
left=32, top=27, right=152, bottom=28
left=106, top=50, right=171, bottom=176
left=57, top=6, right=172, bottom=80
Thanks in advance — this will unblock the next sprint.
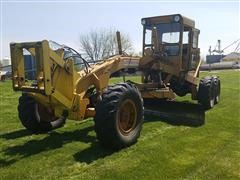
left=0, top=55, right=36, bottom=80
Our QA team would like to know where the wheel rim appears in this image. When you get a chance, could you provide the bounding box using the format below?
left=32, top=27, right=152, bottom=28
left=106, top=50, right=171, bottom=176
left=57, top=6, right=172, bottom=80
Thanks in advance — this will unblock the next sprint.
left=117, top=99, right=137, bottom=135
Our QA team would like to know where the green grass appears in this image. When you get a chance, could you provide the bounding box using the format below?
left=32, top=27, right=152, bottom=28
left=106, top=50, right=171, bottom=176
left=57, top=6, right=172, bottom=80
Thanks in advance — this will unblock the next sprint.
left=0, top=70, right=240, bottom=179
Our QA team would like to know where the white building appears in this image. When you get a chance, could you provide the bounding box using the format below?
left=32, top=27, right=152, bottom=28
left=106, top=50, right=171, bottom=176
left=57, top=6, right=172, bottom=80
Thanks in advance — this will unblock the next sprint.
left=1, top=57, right=11, bottom=67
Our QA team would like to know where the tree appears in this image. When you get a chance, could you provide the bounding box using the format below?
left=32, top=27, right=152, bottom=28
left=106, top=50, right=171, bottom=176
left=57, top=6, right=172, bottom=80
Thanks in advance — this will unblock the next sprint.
left=79, top=28, right=134, bottom=62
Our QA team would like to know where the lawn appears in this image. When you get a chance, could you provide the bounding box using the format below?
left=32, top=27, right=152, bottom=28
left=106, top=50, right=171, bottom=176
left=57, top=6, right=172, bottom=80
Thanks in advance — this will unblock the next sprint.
left=0, top=70, right=239, bottom=179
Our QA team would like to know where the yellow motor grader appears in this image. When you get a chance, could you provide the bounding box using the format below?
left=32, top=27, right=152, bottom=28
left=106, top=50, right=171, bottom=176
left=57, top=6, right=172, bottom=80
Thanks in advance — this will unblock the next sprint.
left=10, top=14, right=220, bottom=149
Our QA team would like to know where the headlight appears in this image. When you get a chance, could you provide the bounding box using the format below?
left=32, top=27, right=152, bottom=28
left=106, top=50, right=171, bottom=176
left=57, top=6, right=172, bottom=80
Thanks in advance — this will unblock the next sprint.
left=141, top=19, right=146, bottom=25
left=173, top=15, right=180, bottom=22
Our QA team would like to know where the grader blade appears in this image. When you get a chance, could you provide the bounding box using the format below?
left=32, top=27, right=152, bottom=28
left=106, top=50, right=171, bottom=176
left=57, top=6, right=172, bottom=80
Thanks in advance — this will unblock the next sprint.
left=144, top=100, right=205, bottom=127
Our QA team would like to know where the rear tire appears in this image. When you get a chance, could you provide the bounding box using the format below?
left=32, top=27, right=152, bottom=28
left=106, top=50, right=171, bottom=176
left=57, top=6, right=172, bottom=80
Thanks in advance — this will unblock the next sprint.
left=213, top=77, right=221, bottom=104
left=18, top=94, right=55, bottom=134
left=170, top=80, right=189, bottom=97
left=197, top=76, right=215, bottom=110
left=94, top=83, right=144, bottom=150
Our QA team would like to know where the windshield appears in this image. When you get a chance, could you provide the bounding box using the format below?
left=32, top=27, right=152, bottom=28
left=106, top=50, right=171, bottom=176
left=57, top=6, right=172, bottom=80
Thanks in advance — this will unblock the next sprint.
left=144, top=23, right=181, bottom=56
left=49, top=40, right=63, bottom=51
left=64, top=50, right=85, bottom=71
left=49, top=40, right=86, bottom=71
left=146, top=23, right=181, bottom=44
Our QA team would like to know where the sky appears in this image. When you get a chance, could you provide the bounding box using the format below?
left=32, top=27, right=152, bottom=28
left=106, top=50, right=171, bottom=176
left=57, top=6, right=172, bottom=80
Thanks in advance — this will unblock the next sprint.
left=1, top=0, right=240, bottom=60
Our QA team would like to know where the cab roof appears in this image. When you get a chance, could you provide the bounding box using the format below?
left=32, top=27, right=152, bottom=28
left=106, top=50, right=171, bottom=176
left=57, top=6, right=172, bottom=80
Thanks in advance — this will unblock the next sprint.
left=141, top=14, right=195, bottom=28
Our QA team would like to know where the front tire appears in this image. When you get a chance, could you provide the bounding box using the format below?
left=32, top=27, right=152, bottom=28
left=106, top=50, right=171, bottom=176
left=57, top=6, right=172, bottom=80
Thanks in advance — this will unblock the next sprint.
left=18, top=94, right=55, bottom=133
left=94, top=83, right=144, bottom=150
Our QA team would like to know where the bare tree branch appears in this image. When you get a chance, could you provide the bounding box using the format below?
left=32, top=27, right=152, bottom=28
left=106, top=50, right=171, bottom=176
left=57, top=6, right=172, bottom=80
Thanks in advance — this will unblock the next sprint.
left=79, top=28, right=134, bottom=61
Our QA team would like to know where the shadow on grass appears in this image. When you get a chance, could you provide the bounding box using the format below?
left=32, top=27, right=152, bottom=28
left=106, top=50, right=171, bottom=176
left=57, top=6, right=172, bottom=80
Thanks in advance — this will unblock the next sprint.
left=73, top=143, right=115, bottom=164
left=0, top=125, right=115, bottom=166
left=0, top=100, right=205, bottom=167
left=0, top=129, right=31, bottom=140
left=0, top=159, right=17, bottom=167
left=69, top=99, right=206, bottom=164
left=144, top=100, right=205, bottom=127
left=0, top=126, right=103, bottom=167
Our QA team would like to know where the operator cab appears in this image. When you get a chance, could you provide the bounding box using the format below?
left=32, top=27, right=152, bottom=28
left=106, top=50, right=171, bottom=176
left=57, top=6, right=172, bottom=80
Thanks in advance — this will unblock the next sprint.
left=141, top=14, right=200, bottom=71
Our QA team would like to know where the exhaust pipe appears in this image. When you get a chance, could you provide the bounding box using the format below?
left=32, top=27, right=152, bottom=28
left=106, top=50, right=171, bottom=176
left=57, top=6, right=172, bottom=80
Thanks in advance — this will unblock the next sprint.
left=50, top=110, right=68, bottom=130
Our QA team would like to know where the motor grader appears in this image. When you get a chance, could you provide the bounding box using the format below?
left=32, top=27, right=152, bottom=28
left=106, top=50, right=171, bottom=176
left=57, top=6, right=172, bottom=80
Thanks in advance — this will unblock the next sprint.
left=10, top=14, right=220, bottom=149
